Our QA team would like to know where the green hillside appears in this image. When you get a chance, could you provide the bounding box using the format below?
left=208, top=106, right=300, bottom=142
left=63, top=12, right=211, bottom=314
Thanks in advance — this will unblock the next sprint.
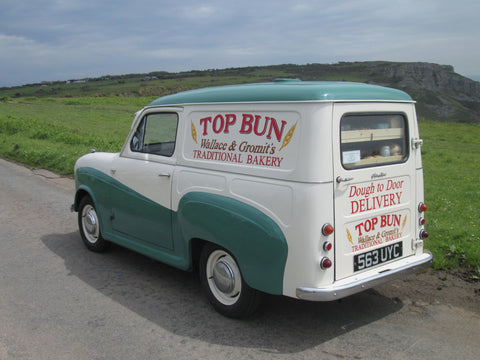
left=2, top=62, right=480, bottom=123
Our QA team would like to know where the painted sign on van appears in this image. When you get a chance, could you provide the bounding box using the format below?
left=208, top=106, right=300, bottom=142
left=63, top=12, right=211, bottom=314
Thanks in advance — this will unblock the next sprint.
left=345, top=209, right=410, bottom=253
left=344, top=176, right=411, bottom=253
left=186, top=111, right=300, bottom=168
left=346, top=177, right=410, bottom=216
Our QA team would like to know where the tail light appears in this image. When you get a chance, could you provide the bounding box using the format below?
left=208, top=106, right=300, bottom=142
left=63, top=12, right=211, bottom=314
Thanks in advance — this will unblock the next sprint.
left=418, top=202, right=428, bottom=241
left=419, top=230, right=429, bottom=239
left=418, top=202, right=428, bottom=212
left=323, top=242, right=333, bottom=251
left=321, top=224, right=334, bottom=270
left=320, top=257, right=332, bottom=270
left=418, top=202, right=428, bottom=240
left=322, top=223, right=334, bottom=236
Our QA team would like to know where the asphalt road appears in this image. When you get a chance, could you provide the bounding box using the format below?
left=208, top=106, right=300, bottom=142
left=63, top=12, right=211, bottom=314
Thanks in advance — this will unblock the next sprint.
left=1, top=158, right=479, bottom=360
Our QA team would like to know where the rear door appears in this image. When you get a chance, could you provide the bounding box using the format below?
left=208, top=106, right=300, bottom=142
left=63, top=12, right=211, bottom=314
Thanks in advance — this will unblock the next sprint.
left=333, top=102, right=417, bottom=280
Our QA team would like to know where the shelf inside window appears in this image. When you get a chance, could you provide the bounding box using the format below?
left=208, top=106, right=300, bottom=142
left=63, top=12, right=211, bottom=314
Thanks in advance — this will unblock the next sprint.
left=341, top=128, right=403, bottom=143
left=352, top=155, right=404, bottom=166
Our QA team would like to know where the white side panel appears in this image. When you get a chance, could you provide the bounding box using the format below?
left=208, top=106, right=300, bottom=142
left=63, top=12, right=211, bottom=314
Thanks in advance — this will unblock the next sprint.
left=76, top=152, right=174, bottom=210
left=173, top=168, right=293, bottom=227
left=230, top=179, right=293, bottom=227
left=74, top=152, right=118, bottom=175
left=280, top=182, right=335, bottom=297
left=110, top=156, right=173, bottom=209
left=177, top=103, right=334, bottom=183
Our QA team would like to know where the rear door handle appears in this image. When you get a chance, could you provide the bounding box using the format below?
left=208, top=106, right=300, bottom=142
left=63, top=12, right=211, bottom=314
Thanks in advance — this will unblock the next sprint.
left=336, top=176, right=354, bottom=183
left=158, top=172, right=171, bottom=178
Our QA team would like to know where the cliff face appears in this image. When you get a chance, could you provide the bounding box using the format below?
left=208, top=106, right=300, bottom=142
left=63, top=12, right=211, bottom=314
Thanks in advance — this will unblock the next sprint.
left=370, top=62, right=480, bottom=122
left=277, top=61, right=480, bottom=122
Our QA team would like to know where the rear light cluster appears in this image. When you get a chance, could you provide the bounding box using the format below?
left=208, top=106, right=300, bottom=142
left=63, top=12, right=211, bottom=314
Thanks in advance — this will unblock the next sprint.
left=418, top=202, right=429, bottom=240
left=320, top=223, right=334, bottom=270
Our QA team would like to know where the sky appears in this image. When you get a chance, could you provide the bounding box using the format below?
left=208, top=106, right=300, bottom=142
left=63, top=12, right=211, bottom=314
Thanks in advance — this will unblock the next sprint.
left=1, top=0, right=479, bottom=87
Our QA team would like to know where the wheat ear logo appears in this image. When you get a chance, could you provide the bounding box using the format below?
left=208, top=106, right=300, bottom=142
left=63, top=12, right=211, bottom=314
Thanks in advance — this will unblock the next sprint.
left=279, top=122, right=297, bottom=151
left=346, top=228, right=353, bottom=244
left=191, top=121, right=197, bottom=144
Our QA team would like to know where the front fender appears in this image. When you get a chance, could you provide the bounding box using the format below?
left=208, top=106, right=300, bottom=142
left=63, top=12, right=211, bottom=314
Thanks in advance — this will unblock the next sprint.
left=73, top=167, right=113, bottom=236
left=175, top=192, right=288, bottom=295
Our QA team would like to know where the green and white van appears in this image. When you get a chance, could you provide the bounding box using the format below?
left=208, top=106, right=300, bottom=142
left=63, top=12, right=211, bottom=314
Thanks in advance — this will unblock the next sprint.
left=72, top=80, right=432, bottom=318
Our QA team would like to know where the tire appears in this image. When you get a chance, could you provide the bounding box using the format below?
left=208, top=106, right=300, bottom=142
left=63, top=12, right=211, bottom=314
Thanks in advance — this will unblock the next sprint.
left=199, top=244, right=262, bottom=318
left=78, top=195, right=109, bottom=252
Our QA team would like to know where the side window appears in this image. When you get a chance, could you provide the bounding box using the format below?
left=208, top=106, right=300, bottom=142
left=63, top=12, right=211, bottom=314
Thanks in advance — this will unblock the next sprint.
left=340, top=114, right=408, bottom=169
left=130, top=113, right=178, bottom=157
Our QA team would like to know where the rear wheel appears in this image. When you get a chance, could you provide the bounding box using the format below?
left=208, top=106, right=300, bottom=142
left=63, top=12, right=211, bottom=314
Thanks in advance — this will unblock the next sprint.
left=78, top=196, right=109, bottom=252
left=199, top=244, right=261, bottom=318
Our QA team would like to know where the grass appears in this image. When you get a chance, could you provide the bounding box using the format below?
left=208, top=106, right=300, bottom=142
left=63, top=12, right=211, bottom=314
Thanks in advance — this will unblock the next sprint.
left=0, top=96, right=479, bottom=278
left=0, top=97, right=150, bottom=174
left=419, top=119, right=480, bottom=278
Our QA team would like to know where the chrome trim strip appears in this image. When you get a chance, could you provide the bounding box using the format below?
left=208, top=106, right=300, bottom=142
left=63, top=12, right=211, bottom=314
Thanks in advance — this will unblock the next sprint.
left=296, top=251, right=432, bottom=301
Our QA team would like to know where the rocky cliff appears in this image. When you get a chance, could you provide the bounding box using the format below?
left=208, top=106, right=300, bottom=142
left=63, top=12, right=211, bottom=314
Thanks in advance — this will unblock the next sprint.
left=263, top=61, right=480, bottom=122
left=368, top=62, right=480, bottom=122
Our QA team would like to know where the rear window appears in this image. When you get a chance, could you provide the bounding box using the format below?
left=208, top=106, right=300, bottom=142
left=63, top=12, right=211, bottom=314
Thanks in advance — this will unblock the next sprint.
left=340, top=114, right=408, bottom=169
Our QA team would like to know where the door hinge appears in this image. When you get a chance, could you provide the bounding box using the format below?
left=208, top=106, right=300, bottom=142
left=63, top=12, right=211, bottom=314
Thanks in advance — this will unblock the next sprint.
left=412, top=138, right=423, bottom=149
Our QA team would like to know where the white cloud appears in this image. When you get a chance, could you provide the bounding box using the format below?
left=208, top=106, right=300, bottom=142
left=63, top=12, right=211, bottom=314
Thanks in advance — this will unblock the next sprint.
left=0, top=34, right=55, bottom=63
left=188, top=5, right=218, bottom=18
left=0, top=34, right=36, bottom=57
left=1, top=0, right=480, bottom=86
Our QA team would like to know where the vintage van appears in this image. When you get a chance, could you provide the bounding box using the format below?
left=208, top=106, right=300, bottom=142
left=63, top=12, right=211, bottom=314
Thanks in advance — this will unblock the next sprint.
left=72, top=79, right=432, bottom=318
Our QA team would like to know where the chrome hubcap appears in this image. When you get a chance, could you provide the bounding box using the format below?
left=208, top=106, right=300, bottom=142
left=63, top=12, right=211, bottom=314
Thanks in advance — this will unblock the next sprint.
left=82, top=204, right=99, bottom=244
left=85, top=210, right=97, bottom=235
left=212, top=260, right=235, bottom=294
left=206, top=250, right=242, bottom=306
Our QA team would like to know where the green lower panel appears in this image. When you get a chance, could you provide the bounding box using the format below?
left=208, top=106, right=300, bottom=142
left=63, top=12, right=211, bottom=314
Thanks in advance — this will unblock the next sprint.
left=75, top=167, right=173, bottom=250
left=76, top=168, right=288, bottom=295
left=175, top=192, right=288, bottom=295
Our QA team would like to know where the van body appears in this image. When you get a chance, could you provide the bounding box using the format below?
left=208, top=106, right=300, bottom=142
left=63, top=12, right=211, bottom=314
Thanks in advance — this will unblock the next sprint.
left=73, top=80, right=432, bottom=317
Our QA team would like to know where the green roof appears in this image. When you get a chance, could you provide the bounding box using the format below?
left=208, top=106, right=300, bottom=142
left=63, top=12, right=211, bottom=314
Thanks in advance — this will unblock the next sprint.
left=148, top=79, right=413, bottom=106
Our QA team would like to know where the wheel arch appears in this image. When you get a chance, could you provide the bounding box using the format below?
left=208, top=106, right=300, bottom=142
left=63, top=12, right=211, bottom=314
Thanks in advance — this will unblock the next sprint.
left=189, top=237, right=207, bottom=271
left=176, top=192, right=288, bottom=295
left=73, top=187, right=93, bottom=212
left=73, top=185, right=109, bottom=237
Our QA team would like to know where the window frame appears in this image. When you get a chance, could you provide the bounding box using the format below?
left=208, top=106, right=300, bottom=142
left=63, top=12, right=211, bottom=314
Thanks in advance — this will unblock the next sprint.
left=129, top=112, right=179, bottom=158
left=339, top=112, right=410, bottom=170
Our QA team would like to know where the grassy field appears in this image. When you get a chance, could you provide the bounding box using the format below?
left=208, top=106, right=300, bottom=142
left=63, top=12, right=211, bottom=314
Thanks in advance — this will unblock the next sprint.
left=0, top=97, right=148, bottom=174
left=419, top=119, right=480, bottom=278
left=0, top=96, right=479, bottom=278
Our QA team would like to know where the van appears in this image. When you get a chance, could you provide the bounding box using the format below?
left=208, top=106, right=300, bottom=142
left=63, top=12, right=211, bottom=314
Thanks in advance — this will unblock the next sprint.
left=72, top=79, right=432, bottom=318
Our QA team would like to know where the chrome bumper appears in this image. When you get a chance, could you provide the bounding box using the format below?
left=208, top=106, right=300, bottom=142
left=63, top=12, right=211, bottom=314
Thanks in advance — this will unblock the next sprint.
left=296, top=251, right=433, bottom=301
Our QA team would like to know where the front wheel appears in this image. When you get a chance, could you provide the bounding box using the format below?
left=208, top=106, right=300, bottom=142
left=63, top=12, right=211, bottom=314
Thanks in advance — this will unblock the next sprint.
left=78, top=196, right=109, bottom=252
left=199, top=244, right=261, bottom=318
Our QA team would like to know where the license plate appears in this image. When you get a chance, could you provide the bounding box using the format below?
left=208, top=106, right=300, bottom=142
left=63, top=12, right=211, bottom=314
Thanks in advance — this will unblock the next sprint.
left=354, top=242, right=403, bottom=272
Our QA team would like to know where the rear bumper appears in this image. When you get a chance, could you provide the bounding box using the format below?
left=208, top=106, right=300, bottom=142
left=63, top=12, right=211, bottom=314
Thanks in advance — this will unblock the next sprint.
left=296, top=251, right=433, bottom=301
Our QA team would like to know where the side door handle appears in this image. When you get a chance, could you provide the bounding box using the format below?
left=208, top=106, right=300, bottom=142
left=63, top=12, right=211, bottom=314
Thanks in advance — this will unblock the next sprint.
left=158, top=172, right=171, bottom=178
